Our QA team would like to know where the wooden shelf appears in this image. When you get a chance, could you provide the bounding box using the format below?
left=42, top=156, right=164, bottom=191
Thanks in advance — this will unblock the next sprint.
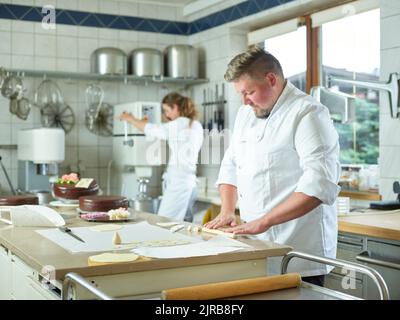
left=339, top=190, right=381, bottom=201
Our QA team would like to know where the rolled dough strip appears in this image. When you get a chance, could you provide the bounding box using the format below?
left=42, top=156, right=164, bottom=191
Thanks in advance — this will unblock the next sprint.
left=162, top=273, right=301, bottom=300
left=201, top=227, right=236, bottom=238
left=89, top=224, right=123, bottom=232
left=156, top=222, right=180, bottom=227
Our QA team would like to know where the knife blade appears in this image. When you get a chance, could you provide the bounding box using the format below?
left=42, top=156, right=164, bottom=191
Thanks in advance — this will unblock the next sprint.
left=58, top=226, right=85, bottom=243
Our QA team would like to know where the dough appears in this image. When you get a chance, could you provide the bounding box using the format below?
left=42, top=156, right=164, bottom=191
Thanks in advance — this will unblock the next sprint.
left=113, top=231, right=121, bottom=245
left=89, top=224, right=123, bottom=232
left=170, top=224, right=184, bottom=233
left=156, top=222, right=180, bottom=227
left=89, top=252, right=139, bottom=264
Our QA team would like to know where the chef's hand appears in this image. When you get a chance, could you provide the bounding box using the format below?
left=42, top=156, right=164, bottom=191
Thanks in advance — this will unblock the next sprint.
left=118, top=111, right=135, bottom=122
left=223, top=216, right=270, bottom=235
left=204, top=212, right=237, bottom=229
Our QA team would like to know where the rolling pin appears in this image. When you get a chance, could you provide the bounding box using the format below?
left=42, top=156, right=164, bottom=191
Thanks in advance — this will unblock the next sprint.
left=161, top=273, right=301, bottom=300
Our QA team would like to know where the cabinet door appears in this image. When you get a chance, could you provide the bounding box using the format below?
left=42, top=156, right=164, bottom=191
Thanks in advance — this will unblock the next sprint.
left=0, top=246, right=12, bottom=299
left=360, top=240, right=400, bottom=300
left=325, top=273, right=363, bottom=299
left=10, top=255, right=59, bottom=300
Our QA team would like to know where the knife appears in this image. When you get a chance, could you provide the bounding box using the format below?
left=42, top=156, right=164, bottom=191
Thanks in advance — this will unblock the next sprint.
left=58, top=226, right=85, bottom=243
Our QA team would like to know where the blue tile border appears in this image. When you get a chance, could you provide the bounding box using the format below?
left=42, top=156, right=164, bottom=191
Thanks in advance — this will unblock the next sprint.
left=0, top=0, right=294, bottom=35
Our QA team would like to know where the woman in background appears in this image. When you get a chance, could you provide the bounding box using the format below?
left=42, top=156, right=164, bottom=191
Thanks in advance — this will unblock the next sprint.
left=119, top=92, right=204, bottom=222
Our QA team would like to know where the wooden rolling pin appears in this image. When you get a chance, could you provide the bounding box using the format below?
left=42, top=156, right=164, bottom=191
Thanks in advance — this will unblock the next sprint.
left=161, top=273, right=301, bottom=300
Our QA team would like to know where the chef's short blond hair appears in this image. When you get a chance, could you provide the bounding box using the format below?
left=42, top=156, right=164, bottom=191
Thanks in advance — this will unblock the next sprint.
left=224, top=45, right=284, bottom=82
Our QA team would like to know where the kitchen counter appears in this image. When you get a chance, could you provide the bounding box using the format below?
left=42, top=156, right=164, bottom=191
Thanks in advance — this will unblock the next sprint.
left=0, top=211, right=291, bottom=299
left=338, top=209, right=400, bottom=241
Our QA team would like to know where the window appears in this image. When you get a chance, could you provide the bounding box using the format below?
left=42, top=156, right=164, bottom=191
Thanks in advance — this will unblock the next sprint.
left=321, top=9, right=380, bottom=164
left=263, top=26, right=307, bottom=92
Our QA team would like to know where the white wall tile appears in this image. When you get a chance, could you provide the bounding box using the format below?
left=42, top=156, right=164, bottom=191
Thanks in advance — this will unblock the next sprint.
left=99, top=0, right=120, bottom=15
left=56, top=36, right=78, bottom=59
left=12, top=0, right=34, bottom=5
left=78, top=145, right=99, bottom=167
left=34, top=56, right=56, bottom=71
left=77, top=59, right=91, bottom=73
left=65, top=125, right=78, bottom=146
left=11, top=21, right=35, bottom=33
left=11, top=55, right=34, bottom=69
left=118, top=1, right=138, bottom=16
left=119, top=30, right=138, bottom=42
left=381, top=0, right=400, bottom=18
left=381, top=15, right=400, bottom=50
left=0, top=20, right=11, bottom=32
left=78, top=0, right=99, bottom=12
left=99, top=28, right=118, bottom=40
left=57, top=0, right=78, bottom=11
left=99, top=145, right=113, bottom=166
left=78, top=26, right=99, bottom=39
left=380, top=113, right=400, bottom=147
left=56, top=25, right=78, bottom=37
left=78, top=37, right=99, bottom=59
left=35, top=0, right=57, bottom=7
left=34, top=22, right=57, bottom=35
left=0, top=98, right=12, bottom=124
left=138, top=3, right=158, bottom=20
left=0, top=53, right=12, bottom=68
left=12, top=33, right=34, bottom=55
left=35, top=34, right=57, bottom=57
left=0, top=124, right=11, bottom=144
left=379, top=146, right=400, bottom=178
left=78, top=124, right=98, bottom=145
left=56, top=58, right=78, bottom=72
left=0, top=32, right=11, bottom=54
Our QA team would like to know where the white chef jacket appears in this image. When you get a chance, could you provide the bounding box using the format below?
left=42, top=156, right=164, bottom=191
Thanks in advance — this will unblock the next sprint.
left=216, top=81, right=341, bottom=277
left=145, top=117, right=203, bottom=221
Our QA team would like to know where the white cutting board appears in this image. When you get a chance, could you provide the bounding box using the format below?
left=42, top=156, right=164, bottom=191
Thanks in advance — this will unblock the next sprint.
left=36, top=221, right=198, bottom=254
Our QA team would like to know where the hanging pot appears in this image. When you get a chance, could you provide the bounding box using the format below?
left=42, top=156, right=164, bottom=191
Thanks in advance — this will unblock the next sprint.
left=130, top=48, right=163, bottom=77
left=91, top=47, right=128, bottom=75
left=165, top=44, right=198, bottom=78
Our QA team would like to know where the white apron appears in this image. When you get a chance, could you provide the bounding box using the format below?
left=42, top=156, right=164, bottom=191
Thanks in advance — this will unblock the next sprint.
left=157, top=170, right=197, bottom=221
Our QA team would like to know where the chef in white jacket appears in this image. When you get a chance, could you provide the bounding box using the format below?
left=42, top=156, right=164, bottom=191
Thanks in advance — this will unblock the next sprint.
left=119, top=92, right=204, bottom=222
left=205, top=46, right=341, bottom=286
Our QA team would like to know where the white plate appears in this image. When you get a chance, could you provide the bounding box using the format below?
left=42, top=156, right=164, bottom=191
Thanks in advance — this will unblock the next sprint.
left=49, top=201, right=79, bottom=208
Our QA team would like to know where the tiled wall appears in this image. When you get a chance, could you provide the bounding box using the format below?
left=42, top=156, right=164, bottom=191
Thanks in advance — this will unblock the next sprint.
left=379, top=0, right=400, bottom=200
left=0, top=0, right=187, bottom=197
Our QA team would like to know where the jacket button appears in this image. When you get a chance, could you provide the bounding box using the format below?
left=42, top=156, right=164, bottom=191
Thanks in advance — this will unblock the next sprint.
left=239, top=194, right=243, bottom=198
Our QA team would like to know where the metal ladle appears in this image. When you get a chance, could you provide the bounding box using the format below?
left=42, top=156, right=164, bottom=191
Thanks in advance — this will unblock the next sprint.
left=329, top=73, right=400, bottom=119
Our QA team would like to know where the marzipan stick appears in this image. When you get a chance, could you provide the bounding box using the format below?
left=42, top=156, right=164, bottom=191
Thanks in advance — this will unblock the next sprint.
left=201, top=227, right=236, bottom=238
left=161, top=273, right=301, bottom=300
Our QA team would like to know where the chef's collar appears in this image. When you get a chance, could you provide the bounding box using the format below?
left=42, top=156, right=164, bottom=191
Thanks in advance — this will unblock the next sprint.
left=268, top=79, right=294, bottom=119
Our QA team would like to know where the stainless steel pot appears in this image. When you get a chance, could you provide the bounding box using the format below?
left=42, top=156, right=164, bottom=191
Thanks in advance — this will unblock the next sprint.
left=165, top=44, right=198, bottom=78
left=130, top=48, right=163, bottom=76
left=131, top=196, right=160, bottom=214
left=28, top=190, right=54, bottom=205
left=90, top=47, right=128, bottom=75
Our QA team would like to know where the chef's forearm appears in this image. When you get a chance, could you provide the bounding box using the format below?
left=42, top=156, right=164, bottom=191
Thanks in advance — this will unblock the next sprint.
left=218, top=184, right=237, bottom=215
left=262, top=192, right=321, bottom=228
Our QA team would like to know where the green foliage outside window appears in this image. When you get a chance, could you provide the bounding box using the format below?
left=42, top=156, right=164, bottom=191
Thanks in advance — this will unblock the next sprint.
left=334, top=98, right=379, bottom=164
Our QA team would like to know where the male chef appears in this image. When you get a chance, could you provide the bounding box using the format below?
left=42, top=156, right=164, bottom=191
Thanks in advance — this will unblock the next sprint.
left=205, top=46, right=341, bottom=286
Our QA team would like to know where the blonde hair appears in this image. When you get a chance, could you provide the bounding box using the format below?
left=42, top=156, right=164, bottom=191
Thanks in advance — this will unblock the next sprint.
left=162, top=92, right=198, bottom=125
left=224, top=45, right=284, bottom=82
